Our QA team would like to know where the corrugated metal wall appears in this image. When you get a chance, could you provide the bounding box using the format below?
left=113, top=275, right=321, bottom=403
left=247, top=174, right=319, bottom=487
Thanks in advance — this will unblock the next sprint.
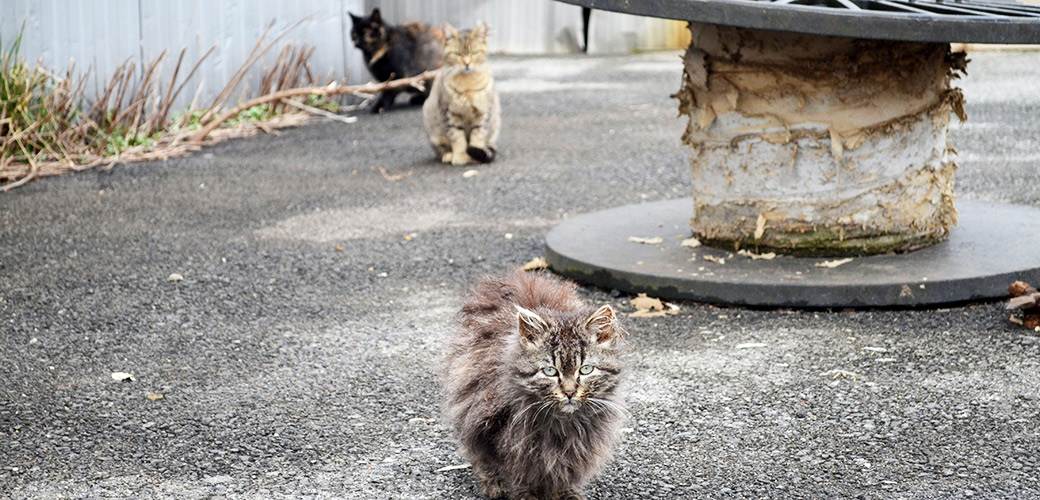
left=0, top=0, right=368, bottom=107
left=366, top=0, right=689, bottom=54
left=0, top=0, right=686, bottom=105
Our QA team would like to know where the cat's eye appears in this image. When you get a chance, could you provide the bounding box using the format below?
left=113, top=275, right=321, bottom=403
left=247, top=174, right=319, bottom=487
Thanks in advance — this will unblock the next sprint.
left=541, top=366, right=558, bottom=377
left=579, top=365, right=595, bottom=375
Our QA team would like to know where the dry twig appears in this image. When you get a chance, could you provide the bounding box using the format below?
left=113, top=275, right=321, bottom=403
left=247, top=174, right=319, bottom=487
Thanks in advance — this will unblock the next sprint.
left=192, top=71, right=436, bottom=141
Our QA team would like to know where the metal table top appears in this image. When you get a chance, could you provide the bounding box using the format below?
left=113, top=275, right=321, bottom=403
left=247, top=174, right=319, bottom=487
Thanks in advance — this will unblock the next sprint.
left=560, top=0, right=1040, bottom=43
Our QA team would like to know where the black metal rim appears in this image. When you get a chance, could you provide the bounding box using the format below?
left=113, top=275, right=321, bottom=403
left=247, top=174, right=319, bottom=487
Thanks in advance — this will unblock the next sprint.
left=559, top=0, right=1040, bottom=43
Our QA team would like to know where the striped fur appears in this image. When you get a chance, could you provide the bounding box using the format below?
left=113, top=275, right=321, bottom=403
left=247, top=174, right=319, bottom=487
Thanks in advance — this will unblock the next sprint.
left=443, top=272, right=626, bottom=499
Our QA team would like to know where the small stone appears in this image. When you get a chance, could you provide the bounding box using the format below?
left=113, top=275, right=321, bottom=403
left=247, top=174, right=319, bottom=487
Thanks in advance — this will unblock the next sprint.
left=167, top=273, right=184, bottom=283
left=111, top=372, right=135, bottom=383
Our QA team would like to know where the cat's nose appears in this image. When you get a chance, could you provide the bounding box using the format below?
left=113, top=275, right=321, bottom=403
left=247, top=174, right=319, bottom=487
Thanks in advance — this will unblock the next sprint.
left=562, top=389, right=576, bottom=399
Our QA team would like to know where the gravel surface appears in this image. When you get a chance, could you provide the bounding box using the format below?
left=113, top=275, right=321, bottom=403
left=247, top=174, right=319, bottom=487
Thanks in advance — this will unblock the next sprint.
left=2, top=51, right=1040, bottom=499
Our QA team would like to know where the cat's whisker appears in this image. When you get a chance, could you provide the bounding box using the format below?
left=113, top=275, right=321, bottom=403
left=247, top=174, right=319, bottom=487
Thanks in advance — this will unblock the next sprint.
left=533, top=400, right=556, bottom=422
left=510, top=400, right=543, bottom=426
left=585, top=398, right=609, bottom=416
left=588, top=397, right=631, bottom=418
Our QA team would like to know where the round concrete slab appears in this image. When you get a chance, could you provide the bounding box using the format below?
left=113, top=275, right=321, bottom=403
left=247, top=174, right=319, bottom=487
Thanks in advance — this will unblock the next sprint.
left=545, top=199, right=1040, bottom=308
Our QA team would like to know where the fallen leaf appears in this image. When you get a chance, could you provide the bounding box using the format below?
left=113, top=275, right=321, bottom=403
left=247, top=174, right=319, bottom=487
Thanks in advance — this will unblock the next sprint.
left=627, top=236, right=663, bottom=245
left=754, top=214, right=767, bottom=240
left=737, top=249, right=776, bottom=260
left=815, top=258, right=854, bottom=269
left=436, top=463, right=472, bottom=473
left=111, top=372, right=135, bottom=383
left=631, top=293, right=664, bottom=311
left=735, top=342, right=766, bottom=349
left=334, top=244, right=345, bottom=253
left=403, top=232, right=418, bottom=241
left=628, top=293, right=680, bottom=318
left=146, top=392, right=165, bottom=401
left=703, top=255, right=725, bottom=265
left=521, top=257, right=549, bottom=271
left=462, top=169, right=479, bottom=178
left=680, top=237, right=702, bottom=248
left=377, top=166, right=412, bottom=182
left=630, top=306, right=680, bottom=318
left=1007, top=293, right=1040, bottom=310
left=1009, top=280, right=1035, bottom=297
left=167, top=273, right=184, bottom=283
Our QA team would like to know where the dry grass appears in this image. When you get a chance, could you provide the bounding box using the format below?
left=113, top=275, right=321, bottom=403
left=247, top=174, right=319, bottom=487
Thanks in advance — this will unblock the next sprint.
left=0, top=21, right=434, bottom=192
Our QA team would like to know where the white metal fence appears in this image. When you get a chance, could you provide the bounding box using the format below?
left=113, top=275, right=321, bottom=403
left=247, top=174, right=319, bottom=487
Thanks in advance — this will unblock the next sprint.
left=0, top=0, right=686, bottom=105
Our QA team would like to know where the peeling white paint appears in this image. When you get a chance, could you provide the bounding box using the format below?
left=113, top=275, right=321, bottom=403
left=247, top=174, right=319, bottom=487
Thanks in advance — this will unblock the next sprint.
left=676, top=23, right=963, bottom=254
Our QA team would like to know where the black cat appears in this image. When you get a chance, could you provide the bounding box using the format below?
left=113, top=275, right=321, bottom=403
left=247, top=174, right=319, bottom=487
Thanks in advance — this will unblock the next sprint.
left=349, top=8, right=444, bottom=113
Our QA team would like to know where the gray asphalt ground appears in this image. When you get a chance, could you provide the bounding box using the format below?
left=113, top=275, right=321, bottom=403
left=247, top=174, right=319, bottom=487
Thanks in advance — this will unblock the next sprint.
left=3, top=51, right=1040, bottom=499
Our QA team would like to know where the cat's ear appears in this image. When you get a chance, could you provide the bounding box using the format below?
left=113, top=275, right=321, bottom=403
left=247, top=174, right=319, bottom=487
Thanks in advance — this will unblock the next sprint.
left=473, top=22, right=489, bottom=39
left=348, top=11, right=361, bottom=24
left=515, top=305, right=548, bottom=345
left=369, top=8, right=383, bottom=24
left=585, top=305, right=620, bottom=345
left=443, top=23, right=459, bottom=39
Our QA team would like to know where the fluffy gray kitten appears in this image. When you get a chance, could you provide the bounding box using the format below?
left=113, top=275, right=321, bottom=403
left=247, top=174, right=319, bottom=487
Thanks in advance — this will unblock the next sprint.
left=444, top=271, right=626, bottom=499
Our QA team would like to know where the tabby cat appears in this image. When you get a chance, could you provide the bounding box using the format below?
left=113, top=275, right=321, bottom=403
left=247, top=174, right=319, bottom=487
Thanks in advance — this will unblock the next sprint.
left=349, top=8, right=444, bottom=113
left=423, top=24, right=501, bottom=165
left=444, top=271, right=627, bottom=499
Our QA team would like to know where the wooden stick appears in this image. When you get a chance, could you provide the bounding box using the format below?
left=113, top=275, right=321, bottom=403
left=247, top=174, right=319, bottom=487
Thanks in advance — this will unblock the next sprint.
left=192, top=70, right=436, bottom=141
left=281, top=98, right=358, bottom=124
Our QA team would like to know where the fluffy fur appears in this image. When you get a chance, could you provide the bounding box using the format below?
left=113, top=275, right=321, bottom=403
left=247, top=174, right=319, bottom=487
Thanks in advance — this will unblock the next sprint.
left=444, top=272, right=626, bottom=499
left=423, top=24, right=501, bottom=165
left=349, top=8, right=444, bottom=113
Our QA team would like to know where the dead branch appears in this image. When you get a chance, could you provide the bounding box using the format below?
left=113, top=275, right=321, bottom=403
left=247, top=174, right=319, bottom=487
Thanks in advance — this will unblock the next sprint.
left=192, top=70, right=436, bottom=141
left=281, top=98, right=357, bottom=124
left=0, top=113, right=312, bottom=185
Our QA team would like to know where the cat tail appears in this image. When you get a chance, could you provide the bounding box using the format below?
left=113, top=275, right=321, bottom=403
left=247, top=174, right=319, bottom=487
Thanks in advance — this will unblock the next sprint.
left=466, top=146, right=496, bottom=164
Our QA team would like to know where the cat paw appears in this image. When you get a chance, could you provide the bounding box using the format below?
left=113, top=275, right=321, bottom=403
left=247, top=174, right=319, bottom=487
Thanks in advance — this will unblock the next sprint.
left=451, top=152, right=472, bottom=166
left=466, top=146, right=495, bottom=164
left=441, top=152, right=454, bottom=164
